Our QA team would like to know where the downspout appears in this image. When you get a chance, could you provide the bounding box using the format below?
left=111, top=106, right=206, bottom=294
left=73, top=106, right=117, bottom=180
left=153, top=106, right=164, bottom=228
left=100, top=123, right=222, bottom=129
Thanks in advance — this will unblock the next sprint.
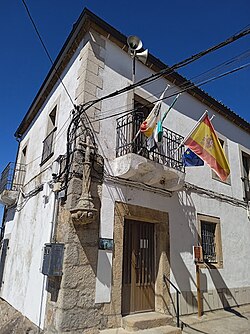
left=49, top=190, right=59, bottom=243
left=49, top=158, right=62, bottom=243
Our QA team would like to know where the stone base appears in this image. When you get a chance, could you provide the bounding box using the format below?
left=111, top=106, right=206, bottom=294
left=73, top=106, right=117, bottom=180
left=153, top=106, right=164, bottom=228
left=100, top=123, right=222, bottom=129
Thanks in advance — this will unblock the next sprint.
left=0, top=297, right=41, bottom=334
left=122, top=312, right=174, bottom=331
left=99, top=325, right=181, bottom=334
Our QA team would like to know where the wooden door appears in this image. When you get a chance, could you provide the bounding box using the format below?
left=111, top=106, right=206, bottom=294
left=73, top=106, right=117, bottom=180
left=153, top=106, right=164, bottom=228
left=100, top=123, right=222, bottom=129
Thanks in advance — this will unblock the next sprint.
left=122, top=220, right=155, bottom=315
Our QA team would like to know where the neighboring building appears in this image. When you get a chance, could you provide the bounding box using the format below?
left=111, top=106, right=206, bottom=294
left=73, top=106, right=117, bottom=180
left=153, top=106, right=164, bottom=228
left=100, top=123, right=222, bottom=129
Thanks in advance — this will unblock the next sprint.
left=0, top=8, right=250, bottom=334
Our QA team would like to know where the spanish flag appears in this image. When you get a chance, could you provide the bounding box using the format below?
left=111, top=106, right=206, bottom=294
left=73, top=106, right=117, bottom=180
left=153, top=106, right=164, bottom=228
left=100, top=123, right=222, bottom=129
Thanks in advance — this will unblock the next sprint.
left=184, top=113, right=230, bottom=181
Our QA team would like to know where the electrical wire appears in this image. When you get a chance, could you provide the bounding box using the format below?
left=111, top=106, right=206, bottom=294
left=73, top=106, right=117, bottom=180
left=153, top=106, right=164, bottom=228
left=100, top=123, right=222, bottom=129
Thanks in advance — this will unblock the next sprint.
left=68, top=48, right=250, bottom=124
left=19, top=0, right=250, bottom=114
left=58, top=58, right=250, bottom=192
left=104, top=174, right=172, bottom=197
left=184, top=182, right=248, bottom=208
left=87, top=48, right=250, bottom=123
left=19, top=1, right=250, bottom=125
left=21, top=55, right=250, bottom=175
left=92, top=61, right=250, bottom=124
left=17, top=6, right=250, bottom=193
left=78, top=25, right=250, bottom=109
left=106, top=48, right=250, bottom=118
left=21, top=0, right=76, bottom=109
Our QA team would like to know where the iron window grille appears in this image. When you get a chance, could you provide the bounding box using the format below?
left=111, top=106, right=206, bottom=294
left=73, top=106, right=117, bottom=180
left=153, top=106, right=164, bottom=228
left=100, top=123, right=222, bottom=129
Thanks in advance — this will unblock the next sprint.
left=0, top=162, right=26, bottom=194
left=116, top=112, right=185, bottom=172
left=41, top=128, right=56, bottom=165
left=201, top=221, right=217, bottom=263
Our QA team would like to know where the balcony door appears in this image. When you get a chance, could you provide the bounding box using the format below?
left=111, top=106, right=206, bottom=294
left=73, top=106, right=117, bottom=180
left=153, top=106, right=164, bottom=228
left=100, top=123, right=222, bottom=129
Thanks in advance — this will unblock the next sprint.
left=122, top=219, right=155, bottom=315
left=132, top=96, right=153, bottom=155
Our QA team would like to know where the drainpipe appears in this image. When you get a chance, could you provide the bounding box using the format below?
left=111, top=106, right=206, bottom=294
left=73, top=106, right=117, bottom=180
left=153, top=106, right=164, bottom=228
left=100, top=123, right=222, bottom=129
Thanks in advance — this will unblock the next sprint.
left=49, top=190, right=59, bottom=243
left=49, top=157, right=62, bottom=243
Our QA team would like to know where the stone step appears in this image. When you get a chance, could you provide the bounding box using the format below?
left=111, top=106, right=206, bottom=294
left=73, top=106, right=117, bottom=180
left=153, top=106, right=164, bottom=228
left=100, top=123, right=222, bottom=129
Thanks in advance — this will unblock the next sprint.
left=99, top=325, right=181, bottom=334
left=122, top=312, right=174, bottom=331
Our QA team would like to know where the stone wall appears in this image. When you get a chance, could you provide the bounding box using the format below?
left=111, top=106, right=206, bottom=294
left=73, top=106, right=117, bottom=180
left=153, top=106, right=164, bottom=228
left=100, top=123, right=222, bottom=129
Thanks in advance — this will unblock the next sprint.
left=44, top=29, right=107, bottom=334
left=44, top=205, right=106, bottom=334
left=0, top=297, right=41, bottom=334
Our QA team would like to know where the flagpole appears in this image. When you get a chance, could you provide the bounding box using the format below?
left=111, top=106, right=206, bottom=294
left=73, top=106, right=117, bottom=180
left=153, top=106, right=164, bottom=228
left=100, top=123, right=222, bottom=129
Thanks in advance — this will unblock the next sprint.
left=160, top=93, right=181, bottom=124
left=132, top=85, right=170, bottom=143
left=172, top=110, right=208, bottom=157
left=182, top=110, right=208, bottom=145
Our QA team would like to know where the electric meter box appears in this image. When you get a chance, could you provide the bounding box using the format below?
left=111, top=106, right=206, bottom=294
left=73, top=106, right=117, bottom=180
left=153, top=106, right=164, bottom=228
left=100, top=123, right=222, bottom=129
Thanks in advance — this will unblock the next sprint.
left=41, top=243, right=64, bottom=276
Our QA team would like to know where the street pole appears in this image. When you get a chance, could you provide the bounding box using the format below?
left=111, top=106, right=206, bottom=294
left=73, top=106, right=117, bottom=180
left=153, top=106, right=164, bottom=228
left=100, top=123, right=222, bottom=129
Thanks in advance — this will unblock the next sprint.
left=196, top=264, right=202, bottom=317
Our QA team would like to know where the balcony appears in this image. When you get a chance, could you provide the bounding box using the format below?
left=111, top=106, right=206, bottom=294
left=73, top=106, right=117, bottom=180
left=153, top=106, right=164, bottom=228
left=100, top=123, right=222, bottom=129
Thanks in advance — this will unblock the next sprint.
left=112, top=112, right=185, bottom=191
left=0, top=163, right=26, bottom=206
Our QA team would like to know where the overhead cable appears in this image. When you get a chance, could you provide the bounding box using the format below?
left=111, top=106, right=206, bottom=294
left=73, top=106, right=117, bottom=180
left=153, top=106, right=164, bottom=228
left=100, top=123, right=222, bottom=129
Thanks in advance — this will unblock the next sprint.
left=92, top=62, right=250, bottom=123
left=21, top=0, right=76, bottom=108
left=79, top=25, right=250, bottom=109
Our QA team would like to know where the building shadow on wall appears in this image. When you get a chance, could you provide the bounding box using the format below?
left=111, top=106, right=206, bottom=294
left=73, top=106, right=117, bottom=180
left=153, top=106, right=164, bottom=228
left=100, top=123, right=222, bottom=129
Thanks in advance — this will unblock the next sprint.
left=167, top=191, right=199, bottom=315
left=168, top=190, right=213, bottom=316
left=209, top=268, right=247, bottom=319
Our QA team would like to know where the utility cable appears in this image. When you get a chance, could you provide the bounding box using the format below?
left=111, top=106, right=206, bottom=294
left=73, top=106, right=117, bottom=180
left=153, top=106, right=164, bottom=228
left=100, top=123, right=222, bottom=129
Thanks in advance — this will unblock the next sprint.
left=184, top=182, right=248, bottom=208
left=21, top=0, right=76, bottom=108
left=90, top=48, right=250, bottom=122
left=20, top=2, right=250, bottom=117
left=22, top=56, right=250, bottom=169
left=92, top=61, right=250, bottom=124
left=58, top=59, right=250, bottom=189
left=78, top=25, right=250, bottom=109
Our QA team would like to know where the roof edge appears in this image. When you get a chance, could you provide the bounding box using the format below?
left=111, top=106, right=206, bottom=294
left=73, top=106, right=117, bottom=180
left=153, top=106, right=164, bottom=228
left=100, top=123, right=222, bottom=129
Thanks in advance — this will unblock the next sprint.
left=15, top=8, right=250, bottom=137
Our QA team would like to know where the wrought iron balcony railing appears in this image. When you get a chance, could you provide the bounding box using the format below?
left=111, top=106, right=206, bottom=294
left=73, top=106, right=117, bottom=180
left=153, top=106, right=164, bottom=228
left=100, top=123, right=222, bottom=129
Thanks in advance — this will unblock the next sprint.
left=116, top=112, right=185, bottom=172
left=0, top=162, right=26, bottom=194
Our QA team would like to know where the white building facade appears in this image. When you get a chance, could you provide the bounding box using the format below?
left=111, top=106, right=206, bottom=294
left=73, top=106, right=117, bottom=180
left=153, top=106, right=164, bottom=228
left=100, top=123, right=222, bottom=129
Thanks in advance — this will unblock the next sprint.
left=0, top=8, right=250, bottom=333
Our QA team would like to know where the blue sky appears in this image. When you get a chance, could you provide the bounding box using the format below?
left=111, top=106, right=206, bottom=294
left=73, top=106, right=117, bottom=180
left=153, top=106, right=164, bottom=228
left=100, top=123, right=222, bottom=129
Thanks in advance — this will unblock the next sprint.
left=0, top=1, right=249, bottom=218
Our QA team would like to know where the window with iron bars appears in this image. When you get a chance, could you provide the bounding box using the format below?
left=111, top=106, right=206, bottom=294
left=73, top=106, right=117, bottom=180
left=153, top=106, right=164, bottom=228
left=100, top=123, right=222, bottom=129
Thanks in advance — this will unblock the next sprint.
left=198, top=215, right=223, bottom=268
left=201, top=221, right=216, bottom=262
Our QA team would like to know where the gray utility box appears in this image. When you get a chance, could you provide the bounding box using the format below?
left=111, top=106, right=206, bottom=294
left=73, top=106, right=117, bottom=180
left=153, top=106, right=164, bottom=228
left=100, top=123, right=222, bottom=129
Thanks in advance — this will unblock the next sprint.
left=41, top=243, right=64, bottom=276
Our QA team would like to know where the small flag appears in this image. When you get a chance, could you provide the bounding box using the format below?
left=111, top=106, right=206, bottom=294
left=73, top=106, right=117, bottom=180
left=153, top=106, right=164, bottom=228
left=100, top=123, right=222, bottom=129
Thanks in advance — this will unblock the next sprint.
left=182, top=148, right=204, bottom=167
left=154, top=121, right=163, bottom=143
left=152, top=93, right=181, bottom=145
left=184, top=113, right=230, bottom=181
left=140, top=87, right=169, bottom=137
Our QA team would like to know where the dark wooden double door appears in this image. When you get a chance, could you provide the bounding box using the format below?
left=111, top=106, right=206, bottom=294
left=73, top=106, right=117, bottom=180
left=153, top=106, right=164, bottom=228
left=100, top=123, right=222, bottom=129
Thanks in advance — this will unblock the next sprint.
left=122, top=220, right=155, bottom=315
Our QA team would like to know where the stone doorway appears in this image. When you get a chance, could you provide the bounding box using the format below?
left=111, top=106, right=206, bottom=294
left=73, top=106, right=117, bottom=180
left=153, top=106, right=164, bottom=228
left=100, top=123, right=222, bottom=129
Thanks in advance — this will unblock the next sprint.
left=109, top=202, right=170, bottom=327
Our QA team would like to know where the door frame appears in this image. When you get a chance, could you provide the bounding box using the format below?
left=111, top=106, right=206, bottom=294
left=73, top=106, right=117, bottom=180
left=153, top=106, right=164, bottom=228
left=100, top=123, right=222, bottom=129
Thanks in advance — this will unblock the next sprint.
left=111, top=202, right=170, bottom=319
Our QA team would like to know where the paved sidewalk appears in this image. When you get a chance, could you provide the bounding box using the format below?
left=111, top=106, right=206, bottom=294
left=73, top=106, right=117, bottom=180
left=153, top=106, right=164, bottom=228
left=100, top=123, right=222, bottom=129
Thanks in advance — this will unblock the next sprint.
left=180, top=305, right=250, bottom=334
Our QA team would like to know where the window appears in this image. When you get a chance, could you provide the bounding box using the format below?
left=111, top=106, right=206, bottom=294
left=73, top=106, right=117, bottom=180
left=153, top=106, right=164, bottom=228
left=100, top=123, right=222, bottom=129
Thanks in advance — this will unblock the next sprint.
left=41, top=106, right=57, bottom=165
left=198, top=214, right=223, bottom=268
left=212, top=137, right=230, bottom=184
left=242, top=152, right=250, bottom=201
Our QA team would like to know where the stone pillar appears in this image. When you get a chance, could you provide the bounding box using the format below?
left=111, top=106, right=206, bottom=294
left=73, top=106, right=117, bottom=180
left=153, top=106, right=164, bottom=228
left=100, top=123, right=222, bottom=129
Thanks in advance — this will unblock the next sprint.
left=44, top=30, right=107, bottom=334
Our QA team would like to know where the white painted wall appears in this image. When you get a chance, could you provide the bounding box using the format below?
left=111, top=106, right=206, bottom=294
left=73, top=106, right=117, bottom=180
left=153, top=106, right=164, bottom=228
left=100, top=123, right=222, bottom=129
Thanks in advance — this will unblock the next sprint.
left=0, top=37, right=88, bottom=327
left=95, top=38, right=250, bottom=302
